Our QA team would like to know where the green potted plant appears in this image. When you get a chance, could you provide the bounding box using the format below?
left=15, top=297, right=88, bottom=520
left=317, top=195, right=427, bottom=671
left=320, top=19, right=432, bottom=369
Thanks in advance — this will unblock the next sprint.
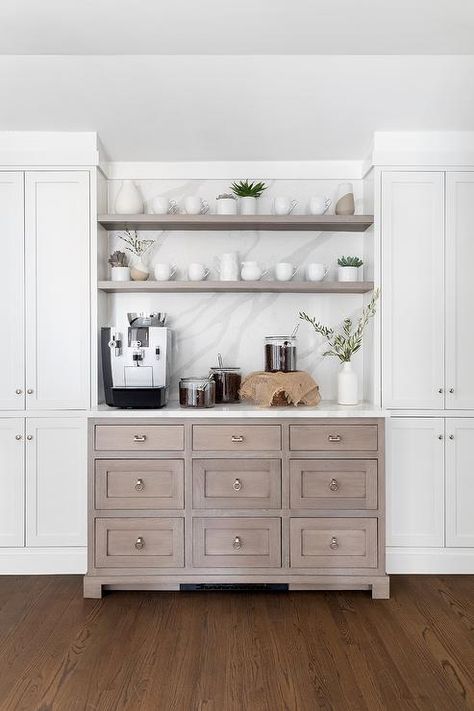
left=230, top=179, right=268, bottom=215
left=299, top=289, right=379, bottom=405
left=108, top=250, right=130, bottom=282
left=118, top=229, right=155, bottom=281
left=337, top=255, right=363, bottom=282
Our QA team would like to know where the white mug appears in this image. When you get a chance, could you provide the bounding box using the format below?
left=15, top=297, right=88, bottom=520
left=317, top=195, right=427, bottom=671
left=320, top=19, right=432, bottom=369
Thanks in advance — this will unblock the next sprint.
left=275, top=262, right=297, bottom=281
left=306, top=263, right=328, bottom=281
left=309, top=196, right=332, bottom=215
left=241, top=261, right=267, bottom=281
left=188, top=263, right=209, bottom=281
left=154, top=263, right=177, bottom=281
left=273, top=197, right=298, bottom=215
left=184, top=196, right=209, bottom=215
left=150, top=197, right=177, bottom=215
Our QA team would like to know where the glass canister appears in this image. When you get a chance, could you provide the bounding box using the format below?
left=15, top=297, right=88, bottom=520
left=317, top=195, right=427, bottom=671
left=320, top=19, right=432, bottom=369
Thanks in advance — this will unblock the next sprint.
left=264, top=336, right=297, bottom=373
left=209, top=367, right=242, bottom=403
left=179, top=378, right=216, bottom=408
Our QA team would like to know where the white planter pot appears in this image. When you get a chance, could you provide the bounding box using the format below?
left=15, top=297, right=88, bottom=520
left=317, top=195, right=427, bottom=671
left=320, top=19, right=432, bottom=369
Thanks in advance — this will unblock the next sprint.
left=239, top=196, right=258, bottom=215
left=337, top=265, right=359, bottom=282
left=110, top=266, right=131, bottom=282
left=337, top=362, right=358, bottom=405
left=114, top=180, right=144, bottom=215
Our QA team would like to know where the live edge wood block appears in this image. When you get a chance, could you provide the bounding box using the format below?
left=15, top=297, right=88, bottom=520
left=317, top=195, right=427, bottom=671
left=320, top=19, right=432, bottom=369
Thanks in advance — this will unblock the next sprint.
left=84, top=417, right=389, bottom=599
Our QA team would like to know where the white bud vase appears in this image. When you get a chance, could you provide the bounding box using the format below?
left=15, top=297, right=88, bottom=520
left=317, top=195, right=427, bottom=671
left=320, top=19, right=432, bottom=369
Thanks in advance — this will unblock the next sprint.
left=337, top=361, right=358, bottom=405
left=114, top=180, right=144, bottom=215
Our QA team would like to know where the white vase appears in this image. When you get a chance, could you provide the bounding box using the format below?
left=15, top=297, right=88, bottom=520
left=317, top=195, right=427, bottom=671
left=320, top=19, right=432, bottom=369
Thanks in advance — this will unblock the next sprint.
left=239, top=196, right=258, bottom=215
left=337, top=362, right=358, bottom=405
left=337, top=265, right=360, bottom=282
left=111, top=266, right=131, bottom=282
left=114, top=180, right=144, bottom=215
left=334, top=182, right=355, bottom=216
left=130, top=259, right=149, bottom=281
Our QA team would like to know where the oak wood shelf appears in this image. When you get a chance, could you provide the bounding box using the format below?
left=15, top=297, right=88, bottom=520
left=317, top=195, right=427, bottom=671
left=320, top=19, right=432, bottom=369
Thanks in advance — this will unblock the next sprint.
left=98, top=214, right=374, bottom=232
left=97, top=280, right=374, bottom=294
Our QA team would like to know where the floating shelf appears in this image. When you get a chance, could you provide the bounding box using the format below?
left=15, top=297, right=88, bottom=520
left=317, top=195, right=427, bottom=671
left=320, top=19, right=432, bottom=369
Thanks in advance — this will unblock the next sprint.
left=98, top=214, right=374, bottom=232
left=98, top=280, right=374, bottom=294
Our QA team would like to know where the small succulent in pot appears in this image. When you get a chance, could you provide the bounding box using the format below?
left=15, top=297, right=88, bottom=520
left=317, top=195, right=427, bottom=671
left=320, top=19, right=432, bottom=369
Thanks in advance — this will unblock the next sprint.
left=337, top=255, right=363, bottom=282
left=108, top=250, right=128, bottom=268
left=230, top=179, right=268, bottom=215
left=108, top=250, right=131, bottom=282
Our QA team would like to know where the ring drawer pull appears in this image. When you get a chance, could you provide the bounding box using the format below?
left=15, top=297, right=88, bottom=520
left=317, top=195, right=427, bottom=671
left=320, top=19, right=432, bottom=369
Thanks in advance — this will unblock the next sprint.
left=232, top=478, right=242, bottom=492
left=233, top=536, right=242, bottom=550
left=135, top=478, right=145, bottom=492
left=329, top=478, right=339, bottom=492
left=133, top=434, right=147, bottom=443
left=330, top=536, right=339, bottom=550
left=231, top=435, right=244, bottom=443
left=327, top=434, right=342, bottom=443
left=135, top=536, right=145, bottom=550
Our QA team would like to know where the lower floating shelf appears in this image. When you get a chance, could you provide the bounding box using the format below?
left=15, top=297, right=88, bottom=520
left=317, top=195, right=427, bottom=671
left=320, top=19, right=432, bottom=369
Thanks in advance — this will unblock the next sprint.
left=97, top=280, right=374, bottom=294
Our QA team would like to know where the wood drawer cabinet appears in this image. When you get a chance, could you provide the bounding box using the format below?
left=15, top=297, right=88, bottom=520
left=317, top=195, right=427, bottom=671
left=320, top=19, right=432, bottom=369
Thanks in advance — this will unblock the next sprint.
left=290, top=518, right=378, bottom=568
left=290, top=460, right=377, bottom=510
left=193, top=425, right=281, bottom=451
left=193, top=517, right=281, bottom=568
left=290, top=424, right=378, bottom=451
left=193, top=459, right=281, bottom=509
left=95, top=518, right=184, bottom=568
left=95, top=460, right=184, bottom=510
left=95, top=425, right=184, bottom=451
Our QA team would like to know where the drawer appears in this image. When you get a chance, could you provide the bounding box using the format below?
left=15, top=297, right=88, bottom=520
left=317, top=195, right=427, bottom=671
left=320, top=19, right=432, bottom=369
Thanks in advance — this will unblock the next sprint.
left=290, top=460, right=377, bottom=510
left=193, top=425, right=281, bottom=451
left=193, top=459, right=281, bottom=509
left=290, top=424, right=378, bottom=451
left=290, top=518, right=377, bottom=568
left=95, top=460, right=184, bottom=510
left=95, top=425, right=184, bottom=451
left=95, top=518, right=184, bottom=568
left=193, top=517, right=281, bottom=567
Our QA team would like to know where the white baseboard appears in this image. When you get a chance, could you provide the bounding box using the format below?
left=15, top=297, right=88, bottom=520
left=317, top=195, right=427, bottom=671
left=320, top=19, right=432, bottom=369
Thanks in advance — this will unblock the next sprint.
left=387, top=547, right=474, bottom=574
left=0, top=547, right=87, bottom=574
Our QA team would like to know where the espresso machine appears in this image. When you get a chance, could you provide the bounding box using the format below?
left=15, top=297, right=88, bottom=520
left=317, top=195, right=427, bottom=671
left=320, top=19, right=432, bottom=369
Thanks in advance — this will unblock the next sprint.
left=102, top=312, right=171, bottom=408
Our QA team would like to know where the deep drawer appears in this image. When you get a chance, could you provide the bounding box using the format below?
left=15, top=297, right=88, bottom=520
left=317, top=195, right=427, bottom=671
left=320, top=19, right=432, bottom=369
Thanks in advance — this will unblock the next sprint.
left=290, top=460, right=377, bottom=509
left=95, top=517, right=184, bottom=568
left=289, top=424, right=378, bottom=451
left=290, top=517, right=377, bottom=568
left=193, top=425, right=281, bottom=451
left=95, top=460, right=184, bottom=510
left=193, top=517, right=281, bottom=567
left=95, top=425, right=184, bottom=451
left=193, top=459, right=281, bottom=509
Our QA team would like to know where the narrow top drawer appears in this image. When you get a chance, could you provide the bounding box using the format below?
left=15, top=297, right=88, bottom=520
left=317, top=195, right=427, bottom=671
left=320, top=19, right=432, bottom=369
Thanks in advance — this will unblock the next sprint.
left=95, top=425, right=184, bottom=451
left=193, top=425, right=281, bottom=451
left=290, top=424, right=378, bottom=451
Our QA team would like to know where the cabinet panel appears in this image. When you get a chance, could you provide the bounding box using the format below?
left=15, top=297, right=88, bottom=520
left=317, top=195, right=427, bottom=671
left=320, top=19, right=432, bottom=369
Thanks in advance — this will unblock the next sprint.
left=382, top=172, right=445, bottom=409
left=0, top=419, right=25, bottom=546
left=0, top=173, right=25, bottom=409
left=387, top=418, right=444, bottom=547
left=25, top=171, right=90, bottom=409
left=26, top=417, right=87, bottom=547
left=446, top=419, right=474, bottom=546
left=446, top=173, right=474, bottom=409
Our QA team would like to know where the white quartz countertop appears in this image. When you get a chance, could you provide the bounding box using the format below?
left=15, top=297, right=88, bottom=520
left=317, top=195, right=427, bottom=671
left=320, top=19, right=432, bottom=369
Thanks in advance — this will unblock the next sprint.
left=90, top=401, right=389, bottom=418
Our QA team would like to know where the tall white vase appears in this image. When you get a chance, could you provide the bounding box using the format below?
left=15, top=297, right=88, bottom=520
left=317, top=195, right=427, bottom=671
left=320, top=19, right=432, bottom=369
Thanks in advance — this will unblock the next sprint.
left=114, top=180, right=144, bottom=215
left=337, top=361, right=358, bottom=405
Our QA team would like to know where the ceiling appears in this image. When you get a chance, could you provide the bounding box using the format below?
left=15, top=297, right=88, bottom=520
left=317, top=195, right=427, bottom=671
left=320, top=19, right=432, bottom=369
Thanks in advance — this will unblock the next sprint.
left=0, top=0, right=473, bottom=55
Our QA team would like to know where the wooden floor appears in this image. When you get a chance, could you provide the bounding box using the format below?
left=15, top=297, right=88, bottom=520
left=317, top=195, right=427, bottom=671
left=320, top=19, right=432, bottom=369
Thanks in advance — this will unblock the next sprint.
left=0, top=576, right=472, bottom=710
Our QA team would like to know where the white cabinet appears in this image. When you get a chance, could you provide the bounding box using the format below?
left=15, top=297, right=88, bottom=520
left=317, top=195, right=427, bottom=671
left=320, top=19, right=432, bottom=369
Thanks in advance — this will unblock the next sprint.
left=387, top=418, right=445, bottom=547
left=382, top=172, right=445, bottom=409
left=0, top=419, right=25, bottom=546
left=445, top=173, right=474, bottom=409
left=0, top=173, right=25, bottom=410
left=446, top=418, right=474, bottom=547
left=25, top=172, right=90, bottom=410
left=26, top=417, right=87, bottom=547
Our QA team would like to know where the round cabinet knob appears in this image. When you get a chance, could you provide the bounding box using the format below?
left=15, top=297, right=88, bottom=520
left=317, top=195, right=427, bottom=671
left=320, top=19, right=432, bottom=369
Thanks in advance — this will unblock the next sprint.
left=135, top=536, right=145, bottom=550
left=233, top=536, right=242, bottom=550
left=15, top=434, right=22, bottom=441
left=449, top=388, right=455, bottom=394
left=26, top=435, right=33, bottom=441
left=27, top=389, right=34, bottom=395
left=231, top=435, right=244, bottom=443
left=449, top=434, right=455, bottom=440
left=15, top=389, right=23, bottom=395
left=232, top=478, right=242, bottom=492
left=135, top=478, right=144, bottom=491
left=329, top=478, right=339, bottom=492
left=438, top=388, right=443, bottom=394
left=438, top=434, right=444, bottom=440
left=330, top=536, right=339, bottom=550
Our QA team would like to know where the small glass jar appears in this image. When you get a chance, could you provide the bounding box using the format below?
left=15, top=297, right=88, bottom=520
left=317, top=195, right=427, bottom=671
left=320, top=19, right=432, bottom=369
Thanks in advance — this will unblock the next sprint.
left=179, top=378, right=216, bottom=408
left=265, top=336, right=297, bottom=373
left=216, top=193, right=237, bottom=215
left=209, top=367, right=242, bottom=403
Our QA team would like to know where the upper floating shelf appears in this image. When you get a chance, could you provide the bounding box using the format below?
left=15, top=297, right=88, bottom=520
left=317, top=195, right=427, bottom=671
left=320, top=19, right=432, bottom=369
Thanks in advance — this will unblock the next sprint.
left=97, top=280, right=374, bottom=294
left=98, top=214, right=374, bottom=232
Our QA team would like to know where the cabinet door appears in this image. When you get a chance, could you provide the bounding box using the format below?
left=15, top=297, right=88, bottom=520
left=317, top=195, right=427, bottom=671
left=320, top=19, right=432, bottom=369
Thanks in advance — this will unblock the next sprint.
left=446, top=173, right=474, bottom=408
left=0, top=173, right=25, bottom=409
left=26, top=417, right=87, bottom=547
left=387, top=418, right=445, bottom=547
left=25, top=172, right=90, bottom=410
left=446, top=418, right=474, bottom=546
left=382, top=172, right=445, bottom=409
left=0, top=418, right=25, bottom=546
